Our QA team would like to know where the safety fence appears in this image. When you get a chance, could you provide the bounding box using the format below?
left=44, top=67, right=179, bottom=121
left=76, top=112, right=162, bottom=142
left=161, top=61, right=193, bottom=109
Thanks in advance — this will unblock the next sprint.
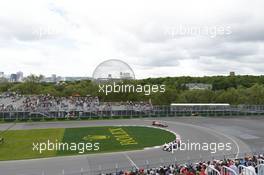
left=238, top=165, right=257, bottom=175
left=1, top=105, right=264, bottom=121
left=222, top=166, right=237, bottom=175
left=258, top=164, right=264, bottom=175
left=16, top=151, right=264, bottom=175
left=207, top=166, right=221, bottom=175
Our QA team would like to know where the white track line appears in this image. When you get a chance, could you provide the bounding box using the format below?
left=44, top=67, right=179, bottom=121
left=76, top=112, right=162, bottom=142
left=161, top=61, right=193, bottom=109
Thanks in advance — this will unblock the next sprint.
left=123, top=153, right=139, bottom=170
left=144, top=119, right=240, bottom=158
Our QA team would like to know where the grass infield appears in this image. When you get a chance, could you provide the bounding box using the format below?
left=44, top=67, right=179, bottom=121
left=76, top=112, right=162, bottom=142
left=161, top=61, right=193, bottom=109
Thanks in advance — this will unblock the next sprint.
left=0, top=126, right=175, bottom=161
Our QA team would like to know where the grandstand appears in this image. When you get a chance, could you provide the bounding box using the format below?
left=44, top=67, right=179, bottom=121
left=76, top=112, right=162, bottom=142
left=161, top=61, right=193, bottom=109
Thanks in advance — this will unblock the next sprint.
left=1, top=92, right=264, bottom=121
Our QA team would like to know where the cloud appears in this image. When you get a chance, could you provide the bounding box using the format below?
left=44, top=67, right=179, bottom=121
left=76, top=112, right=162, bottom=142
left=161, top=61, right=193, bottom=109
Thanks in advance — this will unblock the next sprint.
left=0, top=0, right=263, bottom=78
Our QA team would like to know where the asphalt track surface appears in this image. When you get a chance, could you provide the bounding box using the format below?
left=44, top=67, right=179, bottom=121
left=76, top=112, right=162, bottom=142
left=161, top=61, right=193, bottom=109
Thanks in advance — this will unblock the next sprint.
left=0, top=117, right=263, bottom=175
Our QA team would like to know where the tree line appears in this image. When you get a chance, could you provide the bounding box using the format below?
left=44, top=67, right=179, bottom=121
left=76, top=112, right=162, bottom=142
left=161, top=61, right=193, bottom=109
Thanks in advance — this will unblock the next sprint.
left=1, top=74, right=264, bottom=105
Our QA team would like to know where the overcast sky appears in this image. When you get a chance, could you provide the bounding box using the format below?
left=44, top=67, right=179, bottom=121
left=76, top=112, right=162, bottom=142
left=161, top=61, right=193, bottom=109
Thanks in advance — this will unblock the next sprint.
left=0, top=0, right=263, bottom=79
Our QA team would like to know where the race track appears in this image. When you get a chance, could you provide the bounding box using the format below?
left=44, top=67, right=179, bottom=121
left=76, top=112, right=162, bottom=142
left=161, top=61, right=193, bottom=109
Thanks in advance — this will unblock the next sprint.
left=0, top=117, right=263, bottom=175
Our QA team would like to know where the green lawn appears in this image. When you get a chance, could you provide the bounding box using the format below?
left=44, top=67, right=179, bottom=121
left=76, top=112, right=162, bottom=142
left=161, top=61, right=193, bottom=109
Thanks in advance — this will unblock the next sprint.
left=0, top=126, right=175, bottom=161
left=0, top=128, right=65, bottom=160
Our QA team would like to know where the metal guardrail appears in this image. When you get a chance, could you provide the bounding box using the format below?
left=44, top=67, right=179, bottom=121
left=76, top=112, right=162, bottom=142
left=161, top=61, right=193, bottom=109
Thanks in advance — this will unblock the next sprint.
left=239, top=165, right=257, bottom=175
left=258, top=159, right=264, bottom=165
left=207, top=165, right=221, bottom=175
left=1, top=105, right=264, bottom=121
left=0, top=150, right=262, bottom=175
left=257, top=164, right=264, bottom=175
left=222, top=166, right=238, bottom=175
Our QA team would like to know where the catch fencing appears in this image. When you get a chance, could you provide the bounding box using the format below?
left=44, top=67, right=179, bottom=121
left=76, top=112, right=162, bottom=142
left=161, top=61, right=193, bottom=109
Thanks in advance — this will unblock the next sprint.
left=1, top=105, right=264, bottom=121
left=17, top=151, right=264, bottom=175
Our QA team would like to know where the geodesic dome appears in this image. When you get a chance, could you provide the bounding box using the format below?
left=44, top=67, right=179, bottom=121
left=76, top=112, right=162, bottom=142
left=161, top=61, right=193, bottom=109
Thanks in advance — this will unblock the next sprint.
left=92, top=59, right=135, bottom=81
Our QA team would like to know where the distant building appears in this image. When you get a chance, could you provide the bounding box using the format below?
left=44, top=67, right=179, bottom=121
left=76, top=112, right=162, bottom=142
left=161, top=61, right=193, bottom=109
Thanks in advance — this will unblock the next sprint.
left=63, top=77, right=91, bottom=82
left=43, top=74, right=57, bottom=83
left=0, top=72, right=7, bottom=82
left=0, top=71, right=24, bottom=82
left=10, top=74, right=17, bottom=82
left=56, top=76, right=63, bottom=82
left=120, top=72, right=133, bottom=79
left=185, top=83, right=212, bottom=90
left=51, top=74, right=57, bottom=83
left=16, top=71, right=23, bottom=82
left=0, top=72, right=4, bottom=78
left=230, top=72, right=235, bottom=76
left=92, top=59, right=135, bottom=82
left=43, top=76, right=92, bottom=83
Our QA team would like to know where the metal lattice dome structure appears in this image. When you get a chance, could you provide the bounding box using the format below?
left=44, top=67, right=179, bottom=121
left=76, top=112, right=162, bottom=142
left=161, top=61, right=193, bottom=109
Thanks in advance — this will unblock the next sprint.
left=92, top=59, right=135, bottom=82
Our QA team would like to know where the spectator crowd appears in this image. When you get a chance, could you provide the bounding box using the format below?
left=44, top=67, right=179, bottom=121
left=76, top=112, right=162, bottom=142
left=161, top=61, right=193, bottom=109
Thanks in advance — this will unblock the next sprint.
left=0, top=92, right=153, bottom=112
left=100, top=154, right=264, bottom=175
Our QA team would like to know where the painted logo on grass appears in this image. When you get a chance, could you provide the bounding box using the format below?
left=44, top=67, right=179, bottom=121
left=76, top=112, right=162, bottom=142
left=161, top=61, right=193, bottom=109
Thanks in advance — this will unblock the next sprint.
left=109, top=128, right=138, bottom=146
left=82, top=135, right=110, bottom=141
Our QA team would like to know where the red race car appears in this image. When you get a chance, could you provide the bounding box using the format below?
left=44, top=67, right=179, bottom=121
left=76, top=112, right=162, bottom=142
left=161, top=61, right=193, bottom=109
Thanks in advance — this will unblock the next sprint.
left=152, top=121, right=168, bottom=127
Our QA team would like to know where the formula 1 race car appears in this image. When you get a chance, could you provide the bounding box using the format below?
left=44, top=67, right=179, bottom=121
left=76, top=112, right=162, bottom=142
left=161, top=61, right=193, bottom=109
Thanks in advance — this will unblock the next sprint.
left=152, top=121, right=168, bottom=128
